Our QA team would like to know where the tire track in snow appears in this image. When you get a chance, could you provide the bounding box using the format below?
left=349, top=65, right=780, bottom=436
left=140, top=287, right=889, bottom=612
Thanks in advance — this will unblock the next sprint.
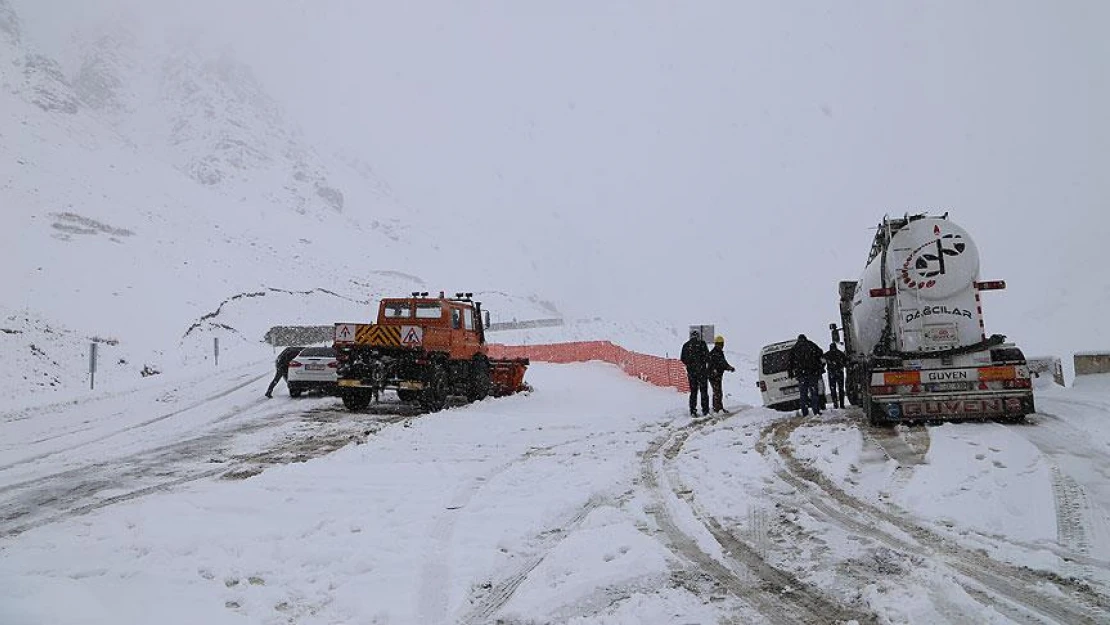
left=641, top=413, right=877, bottom=625
left=762, top=415, right=1110, bottom=624
left=0, top=407, right=400, bottom=537
left=455, top=496, right=606, bottom=625
left=1050, top=466, right=1093, bottom=556
left=0, top=372, right=268, bottom=474
left=862, top=424, right=930, bottom=497
left=415, top=435, right=601, bottom=625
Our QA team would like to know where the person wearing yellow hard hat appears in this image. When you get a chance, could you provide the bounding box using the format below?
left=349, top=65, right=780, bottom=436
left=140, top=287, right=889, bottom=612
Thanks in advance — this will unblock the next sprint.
left=708, top=335, right=736, bottom=413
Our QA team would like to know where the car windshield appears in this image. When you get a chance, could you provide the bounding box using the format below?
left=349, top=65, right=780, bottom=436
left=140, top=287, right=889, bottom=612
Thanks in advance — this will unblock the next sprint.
left=761, top=348, right=793, bottom=375
left=298, top=347, right=334, bottom=357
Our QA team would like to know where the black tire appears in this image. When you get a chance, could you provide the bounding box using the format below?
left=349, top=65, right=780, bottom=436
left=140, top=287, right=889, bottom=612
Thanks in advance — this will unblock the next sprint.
left=342, top=392, right=371, bottom=411
left=466, top=356, right=491, bottom=402
left=845, top=364, right=864, bottom=407
left=420, top=364, right=449, bottom=412
left=865, top=401, right=890, bottom=427
left=288, top=385, right=303, bottom=398
left=397, top=389, right=419, bottom=402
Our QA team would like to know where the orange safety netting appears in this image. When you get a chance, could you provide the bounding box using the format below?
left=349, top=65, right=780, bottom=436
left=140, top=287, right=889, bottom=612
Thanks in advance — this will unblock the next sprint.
left=488, top=341, right=689, bottom=393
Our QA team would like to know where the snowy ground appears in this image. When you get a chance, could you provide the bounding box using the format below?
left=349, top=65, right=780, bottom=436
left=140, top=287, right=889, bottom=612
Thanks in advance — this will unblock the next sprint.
left=2, top=361, right=1109, bottom=624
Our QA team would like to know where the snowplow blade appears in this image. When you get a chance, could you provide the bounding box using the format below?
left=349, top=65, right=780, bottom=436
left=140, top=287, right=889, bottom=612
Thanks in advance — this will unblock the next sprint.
left=490, top=358, right=530, bottom=396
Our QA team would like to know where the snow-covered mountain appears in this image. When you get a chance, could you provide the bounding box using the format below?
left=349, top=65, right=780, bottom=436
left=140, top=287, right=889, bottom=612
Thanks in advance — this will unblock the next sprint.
left=0, top=0, right=560, bottom=405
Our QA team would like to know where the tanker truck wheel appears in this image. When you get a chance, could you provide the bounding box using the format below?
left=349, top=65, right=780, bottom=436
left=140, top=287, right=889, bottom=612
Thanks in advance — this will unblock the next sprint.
left=865, top=400, right=890, bottom=427
left=420, top=365, right=449, bottom=412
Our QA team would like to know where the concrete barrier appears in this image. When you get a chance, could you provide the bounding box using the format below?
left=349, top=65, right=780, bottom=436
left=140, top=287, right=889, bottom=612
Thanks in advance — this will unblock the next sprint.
left=1075, top=352, right=1110, bottom=377
left=264, top=325, right=333, bottom=346
left=1027, top=356, right=1065, bottom=386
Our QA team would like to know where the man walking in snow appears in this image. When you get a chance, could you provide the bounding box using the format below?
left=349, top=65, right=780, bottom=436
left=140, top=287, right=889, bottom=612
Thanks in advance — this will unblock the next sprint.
left=266, top=345, right=303, bottom=398
left=786, top=334, right=824, bottom=416
left=825, top=342, right=848, bottom=409
left=707, top=335, right=736, bottom=413
left=681, top=330, right=710, bottom=416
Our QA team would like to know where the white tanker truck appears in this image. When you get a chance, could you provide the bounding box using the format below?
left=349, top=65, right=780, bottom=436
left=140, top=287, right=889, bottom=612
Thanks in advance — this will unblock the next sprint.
left=834, top=213, right=1035, bottom=425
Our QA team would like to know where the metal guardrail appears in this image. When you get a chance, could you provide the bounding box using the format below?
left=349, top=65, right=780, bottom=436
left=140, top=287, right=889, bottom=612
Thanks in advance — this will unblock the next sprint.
left=486, top=318, right=565, bottom=332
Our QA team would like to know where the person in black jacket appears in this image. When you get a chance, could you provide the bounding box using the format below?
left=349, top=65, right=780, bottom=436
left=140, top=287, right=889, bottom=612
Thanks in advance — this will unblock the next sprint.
left=707, top=335, right=736, bottom=413
left=786, top=334, right=824, bottom=416
left=825, top=342, right=848, bottom=409
left=265, top=345, right=303, bottom=398
left=680, top=330, right=710, bottom=416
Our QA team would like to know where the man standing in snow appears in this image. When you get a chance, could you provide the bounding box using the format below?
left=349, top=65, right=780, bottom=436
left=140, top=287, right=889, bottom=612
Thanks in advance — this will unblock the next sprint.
left=681, top=330, right=710, bottom=416
left=266, top=345, right=303, bottom=398
left=786, top=334, right=824, bottom=416
left=707, top=335, right=736, bottom=413
left=825, top=342, right=848, bottom=409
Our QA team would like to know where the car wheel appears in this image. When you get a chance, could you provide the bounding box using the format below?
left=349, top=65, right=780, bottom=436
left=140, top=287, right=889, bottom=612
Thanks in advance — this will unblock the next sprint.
left=289, top=386, right=303, bottom=398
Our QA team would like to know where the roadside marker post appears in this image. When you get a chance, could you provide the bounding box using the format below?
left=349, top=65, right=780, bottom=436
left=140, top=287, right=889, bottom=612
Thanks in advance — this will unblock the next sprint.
left=89, top=342, right=98, bottom=390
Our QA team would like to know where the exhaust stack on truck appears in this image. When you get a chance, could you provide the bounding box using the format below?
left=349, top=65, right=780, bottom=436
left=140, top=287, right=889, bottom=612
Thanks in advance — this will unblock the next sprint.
left=836, top=214, right=1034, bottom=425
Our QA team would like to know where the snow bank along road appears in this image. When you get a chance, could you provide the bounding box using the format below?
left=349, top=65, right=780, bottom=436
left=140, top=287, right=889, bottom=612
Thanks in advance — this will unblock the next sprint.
left=1, top=363, right=1109, bottom=624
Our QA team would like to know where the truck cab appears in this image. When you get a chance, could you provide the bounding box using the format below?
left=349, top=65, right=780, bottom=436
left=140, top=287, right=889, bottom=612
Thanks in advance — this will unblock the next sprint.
left=374, top=295, right=487, bottom=360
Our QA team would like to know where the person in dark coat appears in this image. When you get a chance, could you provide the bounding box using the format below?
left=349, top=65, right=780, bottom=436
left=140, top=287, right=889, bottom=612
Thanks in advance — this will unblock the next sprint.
left=266, top=346, right=303, bottom=398
left=786, top=334, right=824, bottom=416
left=680, top=330, right=710, bottom=416
left=707, top=335, right=736, bottom=413
left=825, top=342, right=848, bottom=409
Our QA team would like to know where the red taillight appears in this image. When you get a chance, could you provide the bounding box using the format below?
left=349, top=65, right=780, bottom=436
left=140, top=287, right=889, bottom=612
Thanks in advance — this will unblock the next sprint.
left=869, top=287, right=896, bottom=298
left=1003, top=379, right=1031, bottom=389
left=288, top=361, right=303, bottom=368
left=327, top=361, right=338, bottom=368
left=975, top=280, right=1006, bottom=291
left=871, top=385, right=896, bottom=395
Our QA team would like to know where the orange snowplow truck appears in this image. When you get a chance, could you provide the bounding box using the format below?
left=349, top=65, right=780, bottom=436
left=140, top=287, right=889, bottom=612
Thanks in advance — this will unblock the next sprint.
left=333, top=292, right=529, bottom=411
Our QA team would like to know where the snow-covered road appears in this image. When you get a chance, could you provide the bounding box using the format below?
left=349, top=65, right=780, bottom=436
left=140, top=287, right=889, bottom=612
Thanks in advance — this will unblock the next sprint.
left=2, top=364, right=1109, bottom=624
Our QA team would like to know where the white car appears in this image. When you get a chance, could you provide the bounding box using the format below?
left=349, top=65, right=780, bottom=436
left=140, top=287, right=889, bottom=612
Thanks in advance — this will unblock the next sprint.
left=757, top=339, right=827, bottom=412
left=286, top=346, right=338, bottom=397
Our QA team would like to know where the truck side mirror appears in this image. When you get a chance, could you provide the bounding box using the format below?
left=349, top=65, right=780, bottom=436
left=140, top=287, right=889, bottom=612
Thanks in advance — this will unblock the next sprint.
left=484, top=311, right=491, bottom=328
left=829, top=323, right=841, bottom=344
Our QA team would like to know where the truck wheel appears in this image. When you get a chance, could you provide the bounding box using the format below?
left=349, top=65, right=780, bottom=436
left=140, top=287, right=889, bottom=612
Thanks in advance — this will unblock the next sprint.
left=342, top=392, right=371, bottom=411
left=420, top=365, right=448, bottom=412
left=397, top=390, right=419, bottom=402
left=865, top=401, right=889, bottom=427
left=466, top=357, right=491, bottom=402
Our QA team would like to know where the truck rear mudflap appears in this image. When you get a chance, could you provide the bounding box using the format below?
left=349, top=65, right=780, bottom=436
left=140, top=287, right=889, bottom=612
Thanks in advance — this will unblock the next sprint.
left=870, top=391, right=1035, bottom=423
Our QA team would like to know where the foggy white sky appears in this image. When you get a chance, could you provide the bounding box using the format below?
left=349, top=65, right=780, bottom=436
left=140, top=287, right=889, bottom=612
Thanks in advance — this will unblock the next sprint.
left=14, top=0, right=1109, bottom=359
